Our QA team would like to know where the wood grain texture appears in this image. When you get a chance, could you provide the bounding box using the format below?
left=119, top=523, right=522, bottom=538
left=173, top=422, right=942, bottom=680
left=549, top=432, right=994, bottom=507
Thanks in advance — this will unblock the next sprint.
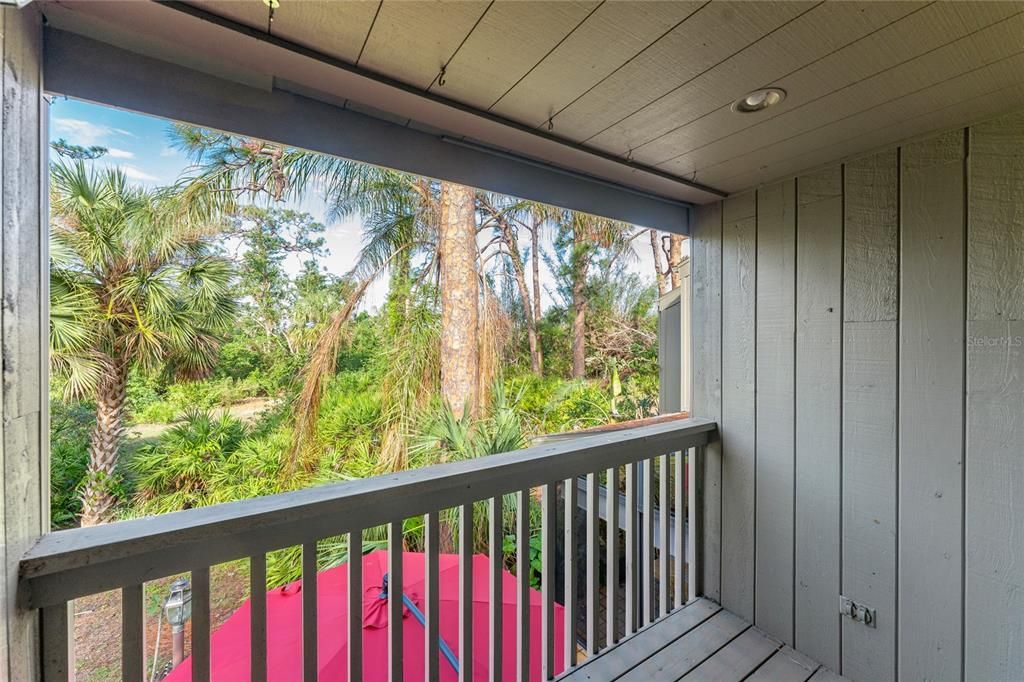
left=490, top=1, right=704, bottom=127
left=618, top=610, right=749, bottom=682
left=965, top=110, right=1024, bottom=681
left=1, top=7, right=45, bottom=681
left=562, top=598, right=720, bottom=681
left=690, top=202, right=723, bottom=603
left=681, top=626, right=781, bottom=681
left=747, top=646, right=820, bottom=682
left=663, top=3, right=1024, bottom=187
left=193, top=0, right=380, bottom=64
left=601, top=2, right=922, bottom=164
left=357, top=1, right=491, bottom=90
left=426, top=1, right=598, bottom=107
left=898, top=130, right=965, bottom=680
left=841, top=151, right=898, bottom=681
left=720, top=192, right=757, bottom=622
left=754, top=180, right=796, bottom=644
left=551, top=2, right=810, bottom=144
left=844, top=150, right=899, bottom=322
left=794, top=166, right=842, bottom=670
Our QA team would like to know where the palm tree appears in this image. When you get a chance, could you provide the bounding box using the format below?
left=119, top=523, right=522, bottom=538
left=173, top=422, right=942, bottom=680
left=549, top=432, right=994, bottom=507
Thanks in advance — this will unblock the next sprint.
left=49, top=161, right=236, bottom=525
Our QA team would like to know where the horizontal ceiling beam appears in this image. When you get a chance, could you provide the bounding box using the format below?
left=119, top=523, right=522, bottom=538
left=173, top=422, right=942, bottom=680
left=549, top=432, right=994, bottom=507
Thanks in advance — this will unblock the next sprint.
left=43, top=26, right=694, bottom=232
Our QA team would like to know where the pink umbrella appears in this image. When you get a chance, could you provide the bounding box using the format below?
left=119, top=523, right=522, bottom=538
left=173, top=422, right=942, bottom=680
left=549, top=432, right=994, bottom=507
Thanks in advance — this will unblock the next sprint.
left=164, top=550, right=566, bottom=681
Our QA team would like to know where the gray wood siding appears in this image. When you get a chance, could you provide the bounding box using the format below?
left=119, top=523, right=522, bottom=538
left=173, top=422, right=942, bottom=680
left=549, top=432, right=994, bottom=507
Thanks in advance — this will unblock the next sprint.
left=965, top=111, right=1024, bottom=681
left=691, top=202, right=723, bottom=603
left=1, top=6, right=46, bottom=680
left=689, top=111, right=1024, bottom=681
left=753, top=179, right=796, bottom=644
left=720, top=192, right=757, bottom=621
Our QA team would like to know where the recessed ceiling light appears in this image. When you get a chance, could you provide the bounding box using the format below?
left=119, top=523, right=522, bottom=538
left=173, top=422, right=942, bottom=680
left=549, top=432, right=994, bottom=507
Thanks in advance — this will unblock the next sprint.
left=732, top=87, right=786, bottom=113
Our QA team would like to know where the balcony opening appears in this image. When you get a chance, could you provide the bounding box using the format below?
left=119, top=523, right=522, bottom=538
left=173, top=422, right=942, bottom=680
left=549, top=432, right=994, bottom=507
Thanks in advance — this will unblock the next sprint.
left=47, top=97, right=690, bottom=680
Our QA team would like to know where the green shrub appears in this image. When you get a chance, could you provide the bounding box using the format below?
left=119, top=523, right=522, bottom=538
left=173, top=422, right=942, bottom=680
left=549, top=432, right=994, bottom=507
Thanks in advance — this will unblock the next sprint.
left=49, top=400, right=93, bottom=528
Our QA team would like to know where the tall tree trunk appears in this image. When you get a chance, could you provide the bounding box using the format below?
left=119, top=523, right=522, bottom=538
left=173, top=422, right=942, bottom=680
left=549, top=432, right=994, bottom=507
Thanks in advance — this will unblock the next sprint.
left=491, top=211, right=542, bottom=375
left=531, top=216, right=543, bottom=326
left=439, top=182, right=480, bottom=418
left=649, top=229, right=668, bottom=296
left=81, top=361, right=128, bottom=526
left=669, top=234, right=684, bottom=290
left=571, top=234, right=589, bottom=379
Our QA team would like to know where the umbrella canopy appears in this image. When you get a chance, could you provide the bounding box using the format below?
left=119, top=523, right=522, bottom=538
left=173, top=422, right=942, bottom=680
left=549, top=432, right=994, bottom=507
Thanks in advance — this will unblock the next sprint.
left=164, top=550, right=566, bottom=681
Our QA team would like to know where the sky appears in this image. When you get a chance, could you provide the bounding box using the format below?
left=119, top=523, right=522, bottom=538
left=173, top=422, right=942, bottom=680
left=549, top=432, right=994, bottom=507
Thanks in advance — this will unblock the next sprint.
left=49, top=96, right=663, bottom=311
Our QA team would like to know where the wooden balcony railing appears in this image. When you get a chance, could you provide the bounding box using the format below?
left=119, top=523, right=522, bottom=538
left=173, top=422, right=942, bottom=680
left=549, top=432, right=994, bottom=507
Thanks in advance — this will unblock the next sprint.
left=20, top=417, right=715, bottom=682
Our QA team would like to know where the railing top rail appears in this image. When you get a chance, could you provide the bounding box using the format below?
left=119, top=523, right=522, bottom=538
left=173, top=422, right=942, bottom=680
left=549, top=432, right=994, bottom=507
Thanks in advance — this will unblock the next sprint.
left=20, top=418, right=715, bottom=609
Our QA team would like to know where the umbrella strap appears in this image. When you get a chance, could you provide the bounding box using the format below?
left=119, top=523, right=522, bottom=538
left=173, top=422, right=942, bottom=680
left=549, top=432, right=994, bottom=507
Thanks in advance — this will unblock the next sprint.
left=380, top=573, right=460, bottom=673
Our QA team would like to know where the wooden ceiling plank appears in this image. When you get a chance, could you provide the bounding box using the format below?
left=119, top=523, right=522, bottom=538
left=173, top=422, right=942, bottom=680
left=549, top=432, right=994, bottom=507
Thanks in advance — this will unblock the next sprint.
left=490, top=1, right=705, bottom=127
left=357, top=0, right=492, bottom=90
left=190, top=1, right=380, bottom=65
left=426, top=1, right=598, bottom=110
left=549, top=1, right=817, bottom=144
left=662, top=9, right=1024, bottom=184
left=587, top=1, right=925, bottom=159
left=703, top=51, right=1024, bottom=192
left=650, top=1, right=1022, bottom=173
left=718, top=79, right=1024, bottom=195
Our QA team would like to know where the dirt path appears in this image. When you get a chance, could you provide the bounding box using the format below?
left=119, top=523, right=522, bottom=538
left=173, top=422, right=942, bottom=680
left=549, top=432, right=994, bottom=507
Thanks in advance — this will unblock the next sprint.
left=127, top=397, right=278, bottom=441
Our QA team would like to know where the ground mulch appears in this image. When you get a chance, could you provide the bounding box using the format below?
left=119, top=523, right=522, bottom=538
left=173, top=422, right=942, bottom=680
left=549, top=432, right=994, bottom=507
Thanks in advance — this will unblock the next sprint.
left=74, top=563, right=250, bottom=681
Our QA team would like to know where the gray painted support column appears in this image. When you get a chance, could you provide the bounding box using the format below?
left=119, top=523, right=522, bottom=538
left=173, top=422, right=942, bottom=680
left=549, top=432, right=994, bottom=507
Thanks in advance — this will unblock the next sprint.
left=1, top=5, right=48, bottom=680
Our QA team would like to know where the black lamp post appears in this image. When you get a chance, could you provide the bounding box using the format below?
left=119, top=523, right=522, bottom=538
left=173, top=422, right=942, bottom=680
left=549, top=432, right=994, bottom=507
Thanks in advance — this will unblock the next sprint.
left=164, top=577, right=192, bottom=667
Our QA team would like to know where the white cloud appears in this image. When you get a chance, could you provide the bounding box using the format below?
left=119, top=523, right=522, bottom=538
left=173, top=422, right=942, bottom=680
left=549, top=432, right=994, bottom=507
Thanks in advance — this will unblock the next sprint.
left=159, top=147, right=178, bottom=157
left=119, top=165, right=160, bottom=182
left=106, top=148, right=134, bottom=159
left=52, top=118, right=111, bottom=146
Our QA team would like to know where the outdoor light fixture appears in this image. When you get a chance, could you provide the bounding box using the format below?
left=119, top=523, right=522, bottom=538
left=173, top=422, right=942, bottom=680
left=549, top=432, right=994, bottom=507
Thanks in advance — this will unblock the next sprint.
left=164, top=578, right=192, bottom=667
left=732, top=87, right=786, bottom=113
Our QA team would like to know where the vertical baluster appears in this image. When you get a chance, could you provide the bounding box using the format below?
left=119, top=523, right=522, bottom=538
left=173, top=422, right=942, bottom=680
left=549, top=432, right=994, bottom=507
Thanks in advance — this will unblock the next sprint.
left=389, top=521, right=404, bottom=682
left=489, top=496, right=503, bottom=682
left=251, top=554, right=267, bottom=682
left=121, top=583, right=145, bottom=682
left=303, top=542, right=318, bottom=682
left=541, top=482, right=557, bottom=679
left=425, top=513, right=440, bottom=682
left=624, top=462, right=637, bottom=636
left=516, top=489, right=530, bottom=682
left=193, top=566, right=211, bottom=682
left=675, top=451, right=685, bottom=608
left=586, top=472, right=599, bottom=655
left=41, top=603, right=72, bottom=682
left=564, top=477, right=578, bottom=669
left=459, top=503, right=474, bottom=682
left=606, top=466, right=620, bottom=647
left=348, top=531, right=363, bottom=682
left=659, top=454, right=670, bottom=617
left=687, top=446, right=703, bottom=603
left=642, top=459, right=654, bottom=626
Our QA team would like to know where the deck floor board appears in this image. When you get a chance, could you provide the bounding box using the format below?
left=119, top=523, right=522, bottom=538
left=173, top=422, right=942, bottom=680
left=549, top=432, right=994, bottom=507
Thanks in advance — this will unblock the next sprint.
left=559, top=598, right=846, bottom=682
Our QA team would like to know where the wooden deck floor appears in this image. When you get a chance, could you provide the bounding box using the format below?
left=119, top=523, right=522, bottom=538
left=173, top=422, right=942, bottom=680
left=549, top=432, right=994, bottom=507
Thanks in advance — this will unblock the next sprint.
left=561, top=598, right=846, bottom=681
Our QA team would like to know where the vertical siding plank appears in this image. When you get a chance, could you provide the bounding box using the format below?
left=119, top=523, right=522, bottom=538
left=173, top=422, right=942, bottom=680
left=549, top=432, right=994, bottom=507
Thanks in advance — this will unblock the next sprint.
left=899, top=130, right=965, bottom=680
left=966, top=111, right=1024, bottom=681
left=691, top=202, right=723, bottom=602
left=842, top=149, right=899, bottom=681
left=754, top=179, right=796, bottom=645
left=795, top=166, right=843, bottom=670
left=721, top=191, right=757, bottom=621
